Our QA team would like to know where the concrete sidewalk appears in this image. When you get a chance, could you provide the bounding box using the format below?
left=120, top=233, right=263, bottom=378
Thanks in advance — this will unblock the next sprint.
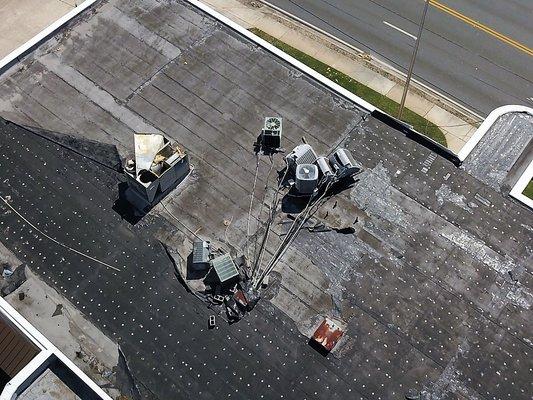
left=0, top=0, right=77, bottom=59
left=203, top=0, right=481, bottom=153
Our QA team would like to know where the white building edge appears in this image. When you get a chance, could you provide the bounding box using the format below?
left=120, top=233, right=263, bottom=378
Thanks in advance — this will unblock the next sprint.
left=0, top=297, right=111, bottom=400
left=458, top=105, right=533, bottom=209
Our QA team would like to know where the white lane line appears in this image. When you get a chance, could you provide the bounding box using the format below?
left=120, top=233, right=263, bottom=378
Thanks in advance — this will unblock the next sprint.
left=383, top=20, right=417, bottom=40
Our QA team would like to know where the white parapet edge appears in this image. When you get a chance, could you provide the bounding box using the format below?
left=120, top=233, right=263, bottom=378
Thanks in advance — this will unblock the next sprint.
left=0, top=297, right=112, bottom=400
left=456, top=104, right=533, bottom=209
left=0, top=0, right=98, bottom=73
left=509, top=159, right=533, bottom=209
left=183, top=0, right=376, bottom=114
left=457, top=105, right=533, bottom=162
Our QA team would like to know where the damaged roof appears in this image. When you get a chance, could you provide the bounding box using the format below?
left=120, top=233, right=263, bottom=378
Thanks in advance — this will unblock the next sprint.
left=0, top=0, right=531, bottom=399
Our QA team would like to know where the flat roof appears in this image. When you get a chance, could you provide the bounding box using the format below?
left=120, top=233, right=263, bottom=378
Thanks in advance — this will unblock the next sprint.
left=0, top=0, right=531, bottom=399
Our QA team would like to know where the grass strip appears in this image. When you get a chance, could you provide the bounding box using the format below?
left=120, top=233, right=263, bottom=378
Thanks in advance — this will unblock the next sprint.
left=250, top=28, right=448, bottom=147
left=523, top=180, right=533, bottom=200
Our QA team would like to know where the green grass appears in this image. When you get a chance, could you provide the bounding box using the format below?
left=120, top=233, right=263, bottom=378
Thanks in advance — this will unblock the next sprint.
left=250, top=28, right=448, bottom=147
left=523, top=180, right=533, bottom=200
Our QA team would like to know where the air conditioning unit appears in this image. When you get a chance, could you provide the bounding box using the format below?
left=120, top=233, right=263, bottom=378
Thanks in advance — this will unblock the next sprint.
left=295, top=164, right=319, bottom=194
left=329, top=148, right=360, bottom=179
left=261, top=117, right=282, bottom=149
left=286, top=144, right=317, bottom=170
left=315, top=156, right=333, bottom=179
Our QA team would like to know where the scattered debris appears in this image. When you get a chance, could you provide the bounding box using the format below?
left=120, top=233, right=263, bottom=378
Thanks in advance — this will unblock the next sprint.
left=436, top=184, right=474, bottom=213
left=52, top=304, right=63, bottom=317
left=405, top=388, right=420, bottom=399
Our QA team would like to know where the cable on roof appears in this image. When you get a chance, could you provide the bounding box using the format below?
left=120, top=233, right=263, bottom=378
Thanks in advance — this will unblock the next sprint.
left=0, top=195, right=121, bottom=272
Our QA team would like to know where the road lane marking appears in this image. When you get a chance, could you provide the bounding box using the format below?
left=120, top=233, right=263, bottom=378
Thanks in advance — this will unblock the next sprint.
left=429, top=0, right=533, bottom=56
left=383, top=20, right=417, bottom=40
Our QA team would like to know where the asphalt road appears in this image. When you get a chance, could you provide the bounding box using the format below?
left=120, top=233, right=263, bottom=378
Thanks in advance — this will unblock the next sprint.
left=264, top=0, right=533, bottom=116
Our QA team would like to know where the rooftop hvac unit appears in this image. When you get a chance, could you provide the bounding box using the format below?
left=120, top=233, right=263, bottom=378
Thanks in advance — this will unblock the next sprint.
left=315, top=156, right=333, bottom=178
left=295, top=164, right=319, bottom=194
left=286, top=144, right=317, bottom=170
left=261, top=117, right=282, bottom=149
left=329, top=148, right=360, bottom=179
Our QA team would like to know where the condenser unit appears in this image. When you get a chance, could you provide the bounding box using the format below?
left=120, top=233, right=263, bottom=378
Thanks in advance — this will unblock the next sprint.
left=286, top=144, right=317, bottom=170
left=295, top=164, right=319, bottom=194
left=261, top=117, right=282, bottom=149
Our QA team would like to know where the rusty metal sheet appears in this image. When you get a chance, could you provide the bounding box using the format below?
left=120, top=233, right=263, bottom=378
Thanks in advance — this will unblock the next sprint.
left=312, top=318, right=344, bottom=352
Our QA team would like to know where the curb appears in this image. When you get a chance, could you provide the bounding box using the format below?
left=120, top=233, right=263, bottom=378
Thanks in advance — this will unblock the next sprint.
left=257, top=0, right=484, bottom=123
left=510, top=159, right=533, bottom=210
left=457, top=104, right=533, bottom=210
left=0, top=0, right=99, bottom=75
left=372, top=110, right=460, bottom=165
left=0, top=296, right=112, bottom=400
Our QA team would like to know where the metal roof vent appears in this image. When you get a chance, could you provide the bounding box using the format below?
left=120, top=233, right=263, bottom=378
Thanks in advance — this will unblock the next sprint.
left=296, top=164, right=319, bottom=194
left=123, top=133, right=190, bottom=212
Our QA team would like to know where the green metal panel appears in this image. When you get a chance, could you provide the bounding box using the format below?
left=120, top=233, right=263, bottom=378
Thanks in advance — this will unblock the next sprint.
left=212, top=254, right=239, bottom=282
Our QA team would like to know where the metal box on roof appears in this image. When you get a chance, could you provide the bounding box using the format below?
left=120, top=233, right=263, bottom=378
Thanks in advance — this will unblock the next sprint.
left=192, top=240, right=210, bottom=270
left=261, top=117, right=282, bottom=149
left=312, top=318, right=344, bottom=352
left=286, top=144, right=317, bottom=169
left=211, top=254, right=239, bottom=283
left=295, top=164, right=319, bottom=194
left=124, top=133, right=190, bottom=212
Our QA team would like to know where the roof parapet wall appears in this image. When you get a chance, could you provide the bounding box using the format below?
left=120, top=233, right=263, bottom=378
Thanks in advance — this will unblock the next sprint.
left=0, top=298, right=111, bottom=400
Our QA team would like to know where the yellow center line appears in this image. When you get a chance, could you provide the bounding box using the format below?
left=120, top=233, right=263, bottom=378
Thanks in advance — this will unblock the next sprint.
left=428, top=0, right=533, bottom=57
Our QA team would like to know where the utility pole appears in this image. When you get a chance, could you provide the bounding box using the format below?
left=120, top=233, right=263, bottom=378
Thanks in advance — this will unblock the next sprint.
left=398, top=0, right=430, bottom=120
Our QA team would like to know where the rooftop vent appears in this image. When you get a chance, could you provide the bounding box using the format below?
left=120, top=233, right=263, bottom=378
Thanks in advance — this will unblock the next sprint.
left=192, top=240, right=210, bottom=270
left=123, top=133, right=190, bottom=212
